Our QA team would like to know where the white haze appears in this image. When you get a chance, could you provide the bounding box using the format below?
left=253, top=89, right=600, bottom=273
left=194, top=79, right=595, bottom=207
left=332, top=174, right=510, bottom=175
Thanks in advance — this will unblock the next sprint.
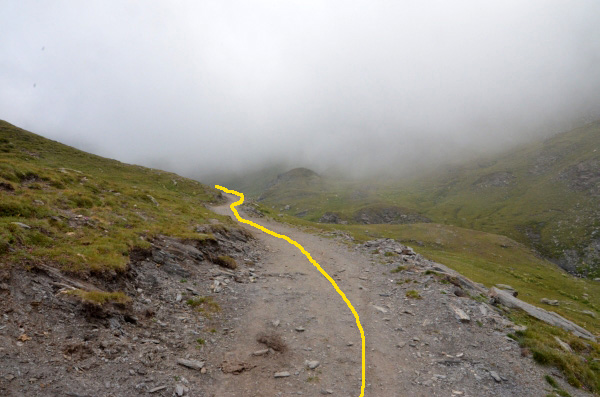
left=1, top=1, right=600, bottom=179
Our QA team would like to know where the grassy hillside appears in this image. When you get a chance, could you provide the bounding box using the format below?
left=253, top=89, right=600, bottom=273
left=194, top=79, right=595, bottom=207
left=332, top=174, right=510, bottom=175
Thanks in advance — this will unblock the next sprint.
left=389, top=121, right=600, bottom=277
left=238, top=122, right=600, bottom=277
left=0, top=120, right=228, bottom=274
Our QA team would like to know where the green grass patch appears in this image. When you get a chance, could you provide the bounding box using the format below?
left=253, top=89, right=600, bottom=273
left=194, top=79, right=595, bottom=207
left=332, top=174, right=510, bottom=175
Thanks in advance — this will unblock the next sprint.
left=508, top=310, right=599, bottom=392
left=186, top=296, right=221, bottom=316
left=406, top=290, right=422, bottom=299
left=215, top=255, right=237, bottom=270
left=67, top=289, right=130, bottom=305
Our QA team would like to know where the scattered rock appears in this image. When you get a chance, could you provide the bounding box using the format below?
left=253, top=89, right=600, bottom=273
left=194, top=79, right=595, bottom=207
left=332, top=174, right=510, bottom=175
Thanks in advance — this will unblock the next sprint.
left=449, top=304, right=470, bottom=323
left=305, top=360, right=320, bottom=369
left=252, top=349, right=269, bottom=356
left=540, top=298, right=559, bottom=306
left=175, top=384, right=185, bottom=396
left=10, top=222, right=31, bottom=229
left=147, top=195, right=159, bottom=207
left=295, top=326, right=306, bottom=332
left=373, top=305, right=388, bottom=314
left=321, top=389, right=334, bottom=394
left=553, top=336, right=573, bottom=353
left=274, top=371, right=291, bottom=378
left=177, top=358, right=205, bottom=370
left=581, top=310, right=597, bottom=318
left=489, top=371, right=502, bottom=382
left=479, top=304, right=489, bottom=316
left=149, top=385, right=167, bottom=393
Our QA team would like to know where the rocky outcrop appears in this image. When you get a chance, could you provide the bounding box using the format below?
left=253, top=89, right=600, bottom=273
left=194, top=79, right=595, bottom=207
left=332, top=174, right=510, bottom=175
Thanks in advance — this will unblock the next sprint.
left=353, top=206, right=430, bottom=225
left=558, top=159, right=600, bottom=196
left=319, top=212, right=342, bottom=224
left=488, top=287, right=596, bottom=341
left=472, top=171, right=515, bottom=188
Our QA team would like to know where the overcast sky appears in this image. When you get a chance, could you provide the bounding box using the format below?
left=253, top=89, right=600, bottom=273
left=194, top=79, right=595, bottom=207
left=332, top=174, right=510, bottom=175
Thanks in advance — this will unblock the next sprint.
left=2, top=1, right=600, bottom=179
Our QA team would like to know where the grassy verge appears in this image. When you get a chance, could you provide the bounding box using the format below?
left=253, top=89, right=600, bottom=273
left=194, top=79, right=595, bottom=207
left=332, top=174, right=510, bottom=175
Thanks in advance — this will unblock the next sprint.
left=508, top=310, right=599, bottom=393
left=66, top=289, right=131, bottom=305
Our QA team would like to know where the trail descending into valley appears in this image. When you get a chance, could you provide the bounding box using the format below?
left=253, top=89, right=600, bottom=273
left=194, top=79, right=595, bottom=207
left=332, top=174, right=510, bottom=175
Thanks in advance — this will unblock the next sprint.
left=215, top=185, right=367, bottom=396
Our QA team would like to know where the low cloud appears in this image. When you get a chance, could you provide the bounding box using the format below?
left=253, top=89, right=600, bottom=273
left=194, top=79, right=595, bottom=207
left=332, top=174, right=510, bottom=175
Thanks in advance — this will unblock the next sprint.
left=2, top=1, right=599, bottom=179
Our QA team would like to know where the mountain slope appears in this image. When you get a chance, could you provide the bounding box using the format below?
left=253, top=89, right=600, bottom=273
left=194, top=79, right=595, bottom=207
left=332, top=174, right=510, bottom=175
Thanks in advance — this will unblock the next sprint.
left=396, top=121, right=600, bottom=276
left=0, top=120, right=226, bottom=273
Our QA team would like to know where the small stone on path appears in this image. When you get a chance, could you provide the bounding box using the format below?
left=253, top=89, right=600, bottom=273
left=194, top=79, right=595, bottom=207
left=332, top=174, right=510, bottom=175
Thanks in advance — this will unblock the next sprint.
left=449, top=304, right=470, bottom=323
left=305, top=360, right=320, bottom=369
left=177, top=358, right=205, bottom=370
left=274, top=371, right=291, bottom=378
left=489, top=371, right=502, bottom=382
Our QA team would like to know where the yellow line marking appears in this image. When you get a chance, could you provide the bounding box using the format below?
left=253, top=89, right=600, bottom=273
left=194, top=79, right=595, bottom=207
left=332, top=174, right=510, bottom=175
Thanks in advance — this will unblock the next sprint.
left=215, top=185, right=366, bottom=397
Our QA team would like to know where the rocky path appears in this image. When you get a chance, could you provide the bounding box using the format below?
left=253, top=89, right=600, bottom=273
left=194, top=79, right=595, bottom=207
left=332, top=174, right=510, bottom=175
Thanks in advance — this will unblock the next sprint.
left=206, top=195, right=584, bottom=396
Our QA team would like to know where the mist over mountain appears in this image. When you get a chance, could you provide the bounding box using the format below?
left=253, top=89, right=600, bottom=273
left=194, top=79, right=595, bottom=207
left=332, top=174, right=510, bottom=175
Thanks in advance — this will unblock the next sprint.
left=2, top=1, right=600, bottom=179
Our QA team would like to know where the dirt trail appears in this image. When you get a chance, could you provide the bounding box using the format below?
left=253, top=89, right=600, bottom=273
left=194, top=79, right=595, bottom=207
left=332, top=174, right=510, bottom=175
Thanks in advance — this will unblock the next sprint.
left=207, top=194, right=582, bottom=397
